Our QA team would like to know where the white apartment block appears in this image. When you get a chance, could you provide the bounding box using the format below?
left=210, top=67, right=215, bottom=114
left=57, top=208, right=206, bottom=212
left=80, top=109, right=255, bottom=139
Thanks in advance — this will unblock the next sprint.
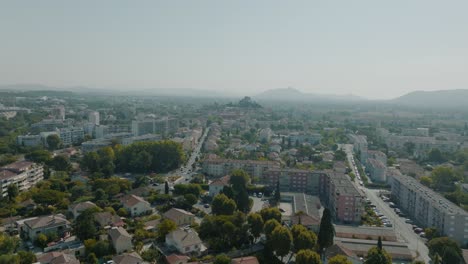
left=131, top=118, right=179, bottom=137
left=202, top=158, right=280, bottom=178
left=88, top=111, right=100, bottom=126
left=0, top=161, right=43, bottom=197
left=58, top=127, right=85, bottom=146
left=391, top=173, right=468, bottom=245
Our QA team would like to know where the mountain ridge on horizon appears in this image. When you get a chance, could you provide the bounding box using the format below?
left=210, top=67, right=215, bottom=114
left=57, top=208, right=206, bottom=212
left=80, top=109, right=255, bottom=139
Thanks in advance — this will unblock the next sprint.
left=1, top=84, right=468, bottom=108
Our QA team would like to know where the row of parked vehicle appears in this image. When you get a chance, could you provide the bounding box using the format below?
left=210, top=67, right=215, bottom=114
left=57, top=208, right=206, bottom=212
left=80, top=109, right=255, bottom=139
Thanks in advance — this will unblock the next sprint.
left=381, top=195, right=426, bottom=238
left=367, top=199, right=393, bottom=228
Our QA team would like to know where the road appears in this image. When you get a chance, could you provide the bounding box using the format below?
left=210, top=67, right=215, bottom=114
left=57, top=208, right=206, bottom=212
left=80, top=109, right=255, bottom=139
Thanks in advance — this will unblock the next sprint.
left=341, top=144, right=430, bottom=263
left=149, top=127, right=210, bottom=193
left=174, top=126, right=210, bottom=184
left=365, top=189, right=430, bottom=263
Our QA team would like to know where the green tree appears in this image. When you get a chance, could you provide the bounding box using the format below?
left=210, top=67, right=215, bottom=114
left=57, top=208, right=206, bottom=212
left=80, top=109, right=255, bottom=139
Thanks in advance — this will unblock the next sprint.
left=260, top=207, right=282, bottom=222
left=364, top=246, right=392, bottom=264
left=431, top=166, right=460, bottom=191
left=404, top=142, right=415, bottom=155
left=318, top=208, right=335, bottom=250
left=0, top=254, right=19, bottom=264
left=427, top=237, right=462, bottom=264
left=213, top=254, right=231, bottom=264
left=212, top=194, right=236, bottom=215
left=141, top=248, right=159, bottom=262
left=157, top=219, right=177, bottom=242
left=25, top=150, right=52, bottom=164
left=165, top=181, right=169, bottom=195
left=270, top=226, right=292, bottom=261
left=46, top=134, right=61, bottom=150
left=247, top=213, right=264, bottom=241
left=74, top=208, right=98, bottom=241
left=7, top=184, right=18, bottom=201
left=419, top=176, right=432, bottom=187
left=49, top=155, right=71, bottom=172
left=230, top=169, right=249, bottom=188
left=296, top=249, right=321, bottom=264
left=424, top=227, right=440, bottom=240
left=377, top=236, right=382, bottom=250
left=184, top=193, right=198, bottom=206
left=264, top=219, right=281, bottom=240
left=294, top=229, right=317, bottom=252
left=35, top=233, right=48, bottom=248
left=18, top=250, right=37, bottom=264
left=0, top=232, right=20, bottom=254
left=86, top=253, right=98, bottom=264
left=328, top=255, right=352, bottom=264
left=427, top=148, right=446, bottom=163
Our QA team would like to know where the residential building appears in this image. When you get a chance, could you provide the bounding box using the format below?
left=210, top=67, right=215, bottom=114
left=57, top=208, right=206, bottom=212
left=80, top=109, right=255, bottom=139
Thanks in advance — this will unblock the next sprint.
left=334, top=237, right=412, bottom=261
left=289, top=213, right=320, bottom=233
left=58, top=127, right=84, bottom=146
left=367, top=150, right=387, bottom=165
left=16, top=134, right=42, bottom=147
left=108, top=227, right=133, bottom=254
left=94, top=212, right=125, bottom=228
left=366, top=158, right=387, bottom=182
left=37, top=251, right=80, bottom=264
left=334, top=225, right=397, bottom=241
left=20, top=214, right=70, bottom=241
left=120, top=194, right=152, bottom=217
left=391, top=173, right=468, bottom=245
left=165, top=254, right=190, bottom=264
left=121, top=134, right=162, bottom=146
left=259, top=128, right=273, bottom=142
left=113, top=252, right=147, bottom=264
left=231, top=256, right=260, bottom=264
left=202, top=158, right=280, bottom=178
left=31, top=119, right=65, bottom=131
left=288, top=132, right=322, bottom=145
left=131, top=117, right=179, bottom=137
left=88, top=111, right=100, bottom=125
left=68, top=201, right=97, bottom=219
left=325, top=242, right=363, bottom=264
left=81, top=139, right=112, bottom=153
left=262, top=169, right=320, bottom=194
left=319, top=172, right=364, bottom=224
left=51, top=105, right=65, bottom=120
left=348, top=134, right=368, bottom=162
left=165, top=228, right=203, bottom=255
left=208, top=175, right=230, bottom=196
left=0, top=161, right=43, bottom=197
left=163, top=208, right=195, bottom=226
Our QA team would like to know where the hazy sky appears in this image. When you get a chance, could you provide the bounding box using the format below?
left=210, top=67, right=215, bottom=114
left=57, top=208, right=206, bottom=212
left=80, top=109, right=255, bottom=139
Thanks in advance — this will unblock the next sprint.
left=1, top=1, right=467, bottom=99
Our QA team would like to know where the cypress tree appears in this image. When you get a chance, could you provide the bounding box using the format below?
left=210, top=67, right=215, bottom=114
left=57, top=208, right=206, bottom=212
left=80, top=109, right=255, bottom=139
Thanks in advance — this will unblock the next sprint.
left=377, top=236, right=383, bottom=250
left=318, top=208, right=335, bottom=251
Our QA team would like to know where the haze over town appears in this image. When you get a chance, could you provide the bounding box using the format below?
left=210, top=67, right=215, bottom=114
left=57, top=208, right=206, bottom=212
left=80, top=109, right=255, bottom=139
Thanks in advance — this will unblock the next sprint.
left=1, top=1, right=468, bottom=99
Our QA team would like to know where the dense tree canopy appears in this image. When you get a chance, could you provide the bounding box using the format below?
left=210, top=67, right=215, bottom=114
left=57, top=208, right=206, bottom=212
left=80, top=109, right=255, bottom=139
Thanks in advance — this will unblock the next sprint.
left=328, top=255, right=352, bottom=264
left=296, top=249, right=321, bottom=264
left=364, top=246, right=392, bottom=264
left=212, top=194, right=237, bottom=215
left=115, top=141, right=186, bottom=173
left=427, top=237, right=462, bottom=264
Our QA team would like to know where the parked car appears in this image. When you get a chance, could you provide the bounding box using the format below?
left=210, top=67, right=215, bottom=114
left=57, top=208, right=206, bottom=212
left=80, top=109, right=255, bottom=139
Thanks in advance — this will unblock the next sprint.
left=405, top=219, right=413, bottom=224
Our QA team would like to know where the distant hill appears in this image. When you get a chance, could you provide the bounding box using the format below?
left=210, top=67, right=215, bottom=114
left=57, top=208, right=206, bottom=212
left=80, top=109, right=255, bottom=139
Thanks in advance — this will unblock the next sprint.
left=390, top=89, right=468, bottom=108
left=254, top=87, right=364, bottom=102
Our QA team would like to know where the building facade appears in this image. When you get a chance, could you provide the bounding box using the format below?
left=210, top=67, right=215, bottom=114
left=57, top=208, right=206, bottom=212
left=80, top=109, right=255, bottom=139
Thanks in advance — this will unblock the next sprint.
left=391, top=173, right=468, bottom=245
left=202, top=158, right=280, bottom=178
left=0, top=161, right=43, bottom=197
left=262, top=169, right=321, bottom=194
left=319, top=172, right=364, bottom=224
